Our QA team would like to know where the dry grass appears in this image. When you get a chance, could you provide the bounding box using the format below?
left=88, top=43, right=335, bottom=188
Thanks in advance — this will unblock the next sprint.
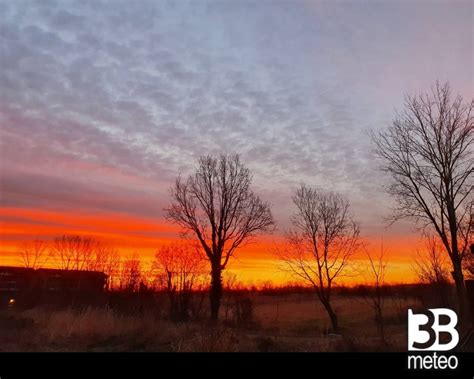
left=0, top=293, right=421, bottom=352
left=24, top=307, right=149, bottom=340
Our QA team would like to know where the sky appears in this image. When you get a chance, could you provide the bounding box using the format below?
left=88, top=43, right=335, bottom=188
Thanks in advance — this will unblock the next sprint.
left=0, top=0, right=473, bottom=284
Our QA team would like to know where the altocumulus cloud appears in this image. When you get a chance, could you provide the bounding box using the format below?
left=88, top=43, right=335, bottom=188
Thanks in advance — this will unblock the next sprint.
left=0, top=0, right=472, bottom=236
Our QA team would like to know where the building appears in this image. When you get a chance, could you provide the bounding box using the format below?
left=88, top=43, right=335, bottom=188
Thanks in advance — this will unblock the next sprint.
left=0, top=266, right=108, bottom=308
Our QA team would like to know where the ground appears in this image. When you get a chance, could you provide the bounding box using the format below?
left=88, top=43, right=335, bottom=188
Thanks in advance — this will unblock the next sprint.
left=0, top=292, right=425, bottom=352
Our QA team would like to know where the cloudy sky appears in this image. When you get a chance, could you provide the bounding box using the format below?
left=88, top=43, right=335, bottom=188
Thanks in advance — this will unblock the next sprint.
left=0, top=0, right=472, bottom=282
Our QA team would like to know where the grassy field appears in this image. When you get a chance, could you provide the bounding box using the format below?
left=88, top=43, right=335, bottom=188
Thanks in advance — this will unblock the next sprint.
left=0, top=292, right=422, bottom=352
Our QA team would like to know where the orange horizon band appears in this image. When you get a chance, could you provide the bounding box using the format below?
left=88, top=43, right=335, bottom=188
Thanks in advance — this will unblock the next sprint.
left=0, top=206, right=424, bottom=284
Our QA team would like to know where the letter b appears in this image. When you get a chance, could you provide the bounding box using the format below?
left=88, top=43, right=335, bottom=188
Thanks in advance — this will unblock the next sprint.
left=408, top=308, right=459, bottom=351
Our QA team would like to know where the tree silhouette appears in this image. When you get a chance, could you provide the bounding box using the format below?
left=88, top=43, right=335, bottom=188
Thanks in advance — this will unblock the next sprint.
left=152, top=241, right=206, bottom=320
left=119, top=254, right=142, bottom=292
left=279, top=184, right=361, bottom=332
left=371, top=82, right=473, bottom=321
left=412, top=236, right=450, bottom=285
left=166, top=154, right=274, bottom=320
left=363, top=247, right=388, bottom=344
left=49, top=235, right=118, bottom=280
left=19, top=239, right=47, bottom=269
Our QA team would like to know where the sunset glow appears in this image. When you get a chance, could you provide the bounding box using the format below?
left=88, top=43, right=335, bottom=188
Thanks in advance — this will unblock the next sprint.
left=1, top=0, right=472, bottom=287
left=0, top=205, right=423, bottom=285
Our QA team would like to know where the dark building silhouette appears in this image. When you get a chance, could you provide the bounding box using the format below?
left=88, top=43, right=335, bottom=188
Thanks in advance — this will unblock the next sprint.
left=0, top=266, right=108, bottom=308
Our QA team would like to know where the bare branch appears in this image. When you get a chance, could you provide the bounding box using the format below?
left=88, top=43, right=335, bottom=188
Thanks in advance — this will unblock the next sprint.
left=277, top=184, right=362, bottom=331
left=165, top=154, right=274, bottom=320
left=371, top=81, right=473, bottom=318
left=18, top=239, right=47, bottom=269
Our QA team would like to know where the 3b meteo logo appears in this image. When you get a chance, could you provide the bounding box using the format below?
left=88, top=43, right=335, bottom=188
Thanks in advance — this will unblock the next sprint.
left=407, top=308, right=459, bottom=370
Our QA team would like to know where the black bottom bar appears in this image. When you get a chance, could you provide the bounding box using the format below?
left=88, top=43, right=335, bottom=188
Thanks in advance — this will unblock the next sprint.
left=0, top=352, right=473, bottom=379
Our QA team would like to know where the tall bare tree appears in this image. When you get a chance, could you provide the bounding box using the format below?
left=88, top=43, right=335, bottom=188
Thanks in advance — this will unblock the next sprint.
left=153, top=241, right=206, bottom=320
left=279, top=185, right=361, bottom=332
left=19, top=239, right=47, bottom=269
left=364, top=248, right=388, bottom=344
left=371, top=82, right=473, bottom=320
left=166, top=154, right=274, bottom=320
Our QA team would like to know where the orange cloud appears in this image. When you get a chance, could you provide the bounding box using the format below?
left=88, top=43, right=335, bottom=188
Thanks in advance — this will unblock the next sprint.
left=0, top=207, right=422, bottom=284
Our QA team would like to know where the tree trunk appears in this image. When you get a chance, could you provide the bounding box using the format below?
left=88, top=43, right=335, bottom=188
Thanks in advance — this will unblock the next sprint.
left=210, top=264, right=222, bottom=321
left=322, top=300, right=339, bottom=332
left=452, top=255, right=469, bottom=325
left=447, top=200, right=470, bottom=326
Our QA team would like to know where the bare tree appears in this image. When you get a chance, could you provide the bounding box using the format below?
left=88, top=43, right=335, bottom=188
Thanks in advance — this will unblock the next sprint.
left=83, top=242, right=120, bottom=288
left=50, top=235, right=94, bottom=270
left=102, top=250, right=122, bottom=290
left=19, top=239, right=47, bottom=269
left=278, top=185, right=362, bottom=332
left=371, top=82, right=473, bottom=321
left=223, top=272, right=245, bottom=291
left=364, top=248, right=388, bottom=344
left=413, top=236, right=450, bottom=285
left=166, top=154, right=274, bottom=320
left=49, top=234, right=117, bottom=278
left=152, top=241, right=206, bottom=320
left=119, top=254, right=142, bottom=292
